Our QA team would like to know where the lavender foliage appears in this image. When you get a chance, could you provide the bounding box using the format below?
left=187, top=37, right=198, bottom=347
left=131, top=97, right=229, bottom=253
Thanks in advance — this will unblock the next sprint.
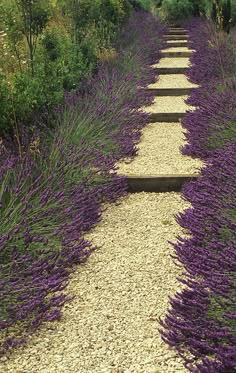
left=182, top=18, right=236, bottom=159
left=161, top=19, right=236, bottom=372
left=0, top=11, right=165, bottom=355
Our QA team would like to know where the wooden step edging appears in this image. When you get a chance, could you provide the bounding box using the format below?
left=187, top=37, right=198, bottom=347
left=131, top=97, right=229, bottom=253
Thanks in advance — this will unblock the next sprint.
left=168, top=27, right=187, bottom=30
left=161, top=51, right=192, bottom=58
left=165, top=42, right=188, bottom=47
left=164, top=35, right=188, bottom=41
left=167, top=30, right=188, bottom=35
left=155, top=67, right=188, bottom=74
left=150, top=112, right=185, bottom=122
left=145, top=87, right=195, bottom=96
left=127, top=174, right=199, bottom=193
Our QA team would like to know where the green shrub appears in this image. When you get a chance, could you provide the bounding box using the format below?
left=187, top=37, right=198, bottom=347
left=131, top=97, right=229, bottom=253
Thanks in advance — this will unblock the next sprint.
left=161, top=0, right=194, bottom=24
left=42, top=27, right=61, bottom=62
left=0, top=74, right=12, bottom=134
left=191, top=0, right=209, bottom=16
left=12, top=71, right=50, bottom=120
left=129, top=0, right=152, bottom=10
left=0, top=0, right=139, bottom=136
left=12, top=64, right=64, bottom=124
left=232, top=1, right=236, bottom=26
left=41, top=25, right=88, bottom=90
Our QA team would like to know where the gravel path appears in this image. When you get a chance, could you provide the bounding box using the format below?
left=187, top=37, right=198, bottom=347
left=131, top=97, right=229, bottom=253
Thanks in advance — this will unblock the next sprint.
left=153, top=57, right=190, bottom=68
left=0, top=30, right=197, bottom=373
left=117, top=123, right=202, bottom=175
left=142, top=95, right=194, bottom=113
left=0, top=193, right=188, bottom=373
left=148, top=74, right=197, bottom=89
left=121, top=44, right=200, bottom=176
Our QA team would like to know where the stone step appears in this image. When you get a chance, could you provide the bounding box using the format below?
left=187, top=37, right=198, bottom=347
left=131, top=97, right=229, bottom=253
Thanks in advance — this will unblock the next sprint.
left=150, top=113, right=185, bottom=122
left=145, top=87, right=195, bottom=96
left=161, top=51, right=192, bottom=58
left=127, top=174, right=198, bottom=193
left=155, top=67, right=188, bottom=74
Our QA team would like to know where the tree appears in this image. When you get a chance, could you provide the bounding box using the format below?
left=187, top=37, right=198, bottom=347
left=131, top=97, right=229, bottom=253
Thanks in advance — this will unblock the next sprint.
left=211, top=0, right=218, bottom=24
left=222, top=0, right=231, bottom=33
left=16, top=0, right=51, bottom=75
left=0, top=0, right=24, bottom=72
left=211, top=0, right=232, bottom=33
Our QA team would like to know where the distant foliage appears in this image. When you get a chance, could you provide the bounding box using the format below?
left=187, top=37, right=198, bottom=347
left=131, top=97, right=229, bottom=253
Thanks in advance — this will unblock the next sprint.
left=160, top=0, right=194, bottom=24
left=158, top=0, right=236, bottom=25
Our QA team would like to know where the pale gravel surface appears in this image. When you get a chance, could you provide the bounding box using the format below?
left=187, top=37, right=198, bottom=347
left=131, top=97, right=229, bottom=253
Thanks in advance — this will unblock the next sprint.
left=117, top=123, right=202, bottom=175
left=142, top=95, right=194, bottom=113
left=165, top=35, right=187, bottom=38
left=153, top=57, right=190, bottom=68
left=0, top=193, right=188, bottom=373
left=148, top=74, right=198, bottom=89
left=166, top=40, right=188, bottom=44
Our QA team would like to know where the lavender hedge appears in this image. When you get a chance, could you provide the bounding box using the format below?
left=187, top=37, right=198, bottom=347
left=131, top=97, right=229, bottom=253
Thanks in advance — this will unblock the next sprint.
left=161, top=145, right=236, bottom=372
left=182, top=18, right=236, bottom=160
left=0, top=11, right=165, bottom=356
left=161, top=19, right=236, bottom=372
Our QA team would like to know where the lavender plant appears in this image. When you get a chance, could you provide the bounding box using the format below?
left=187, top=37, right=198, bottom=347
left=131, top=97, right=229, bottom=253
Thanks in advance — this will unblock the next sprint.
left=181, top=19, right=236, bottom=159
left=0, top=11, right=165, bottom=355
left=161, top=18, right=236, bottom=372
left=161, top=144, right=236, bottom=372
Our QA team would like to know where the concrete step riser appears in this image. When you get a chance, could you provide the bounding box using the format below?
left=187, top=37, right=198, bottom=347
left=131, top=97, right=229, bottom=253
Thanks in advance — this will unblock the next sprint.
left=168, top=31, right=187, bottom=35
left=164, top=36, right=188, bottom=41
left=155, top=67, right=188, bottom=74
left=169, top=28, right=186, bottom=31
left=161, top=52, right=192, bottom=58
left=150, top=113, right=185, bottom=122
left=165, top=42, right=188, bottom=47
left=145, top=88, right=195, bottom=96
left=127, top=175, right=198, bottom=193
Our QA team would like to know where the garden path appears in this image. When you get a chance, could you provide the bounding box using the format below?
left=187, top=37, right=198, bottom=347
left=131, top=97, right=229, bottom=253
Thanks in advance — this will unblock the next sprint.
left=1, top=28, right=198, bottom=373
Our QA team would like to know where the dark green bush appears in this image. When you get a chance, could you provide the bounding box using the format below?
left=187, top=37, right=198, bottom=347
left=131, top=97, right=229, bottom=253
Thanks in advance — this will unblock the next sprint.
left=0, top=75, right=12, bottom=134
left=42, top=28, right=61, bottom=62
left=161, top=0, right=194, bottom=23
left=232, top=1, right=236, bottom=26
left=129, top=0, right=152, bottom=10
